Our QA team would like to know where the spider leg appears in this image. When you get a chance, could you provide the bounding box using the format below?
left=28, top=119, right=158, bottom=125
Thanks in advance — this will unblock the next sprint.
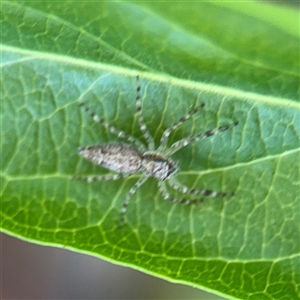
left=166, top=121, right=238, bottom=156
left=73, top=173, right=129, bottom=182
left=168, top=177, right=234, bottom=198
left=158, top=181, right=201, bottom=205
left=118, top=176, right=149, bottom=227
left=136, top=75, right=155, bottom=150
left=158, top=103, right=205, bottom=152
left=79, top=103, right=146, bottom=152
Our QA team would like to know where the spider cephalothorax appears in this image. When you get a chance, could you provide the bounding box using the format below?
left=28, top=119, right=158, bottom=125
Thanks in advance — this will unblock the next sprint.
left=74, top=76, right=238, bottom=226
left=141, top=152, right=179, bottom=180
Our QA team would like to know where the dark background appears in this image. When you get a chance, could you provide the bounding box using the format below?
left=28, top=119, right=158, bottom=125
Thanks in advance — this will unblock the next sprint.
left=1, top=233, right=224, bottom=299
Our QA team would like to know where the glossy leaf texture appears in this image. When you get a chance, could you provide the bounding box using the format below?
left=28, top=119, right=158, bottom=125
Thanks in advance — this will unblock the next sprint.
left=1, top=1, right=299, bottom=299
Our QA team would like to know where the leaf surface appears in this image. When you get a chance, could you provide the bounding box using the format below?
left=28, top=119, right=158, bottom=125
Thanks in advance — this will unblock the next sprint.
left=1, top=1, right=299, bottom=299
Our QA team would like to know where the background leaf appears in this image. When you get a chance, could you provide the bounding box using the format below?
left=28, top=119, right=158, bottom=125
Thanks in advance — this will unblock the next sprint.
left=1, top=1, right=299, bottom=299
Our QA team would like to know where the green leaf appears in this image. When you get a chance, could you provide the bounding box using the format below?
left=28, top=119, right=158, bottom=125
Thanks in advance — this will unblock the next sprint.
left=1, top=1, right=299, bottom=299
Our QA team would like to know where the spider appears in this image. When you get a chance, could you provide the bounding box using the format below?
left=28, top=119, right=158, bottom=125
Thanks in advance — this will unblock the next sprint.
left=74, top=75, right=238, bottom=226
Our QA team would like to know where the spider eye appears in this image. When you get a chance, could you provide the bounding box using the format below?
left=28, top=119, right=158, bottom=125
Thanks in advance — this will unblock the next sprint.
left=167, top=161, right=178, bottom=178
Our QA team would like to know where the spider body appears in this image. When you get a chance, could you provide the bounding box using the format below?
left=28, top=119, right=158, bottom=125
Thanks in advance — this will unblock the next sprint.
left=74, top=76, right=238, bottom=226
left=79, top=143, right=178, bottom=180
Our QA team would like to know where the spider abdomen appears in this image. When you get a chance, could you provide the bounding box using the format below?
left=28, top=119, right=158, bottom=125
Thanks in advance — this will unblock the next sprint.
left=78, top=143, right=143, bottom=174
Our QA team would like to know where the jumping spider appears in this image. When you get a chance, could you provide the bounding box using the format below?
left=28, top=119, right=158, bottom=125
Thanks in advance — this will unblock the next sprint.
left=74, top=76, right=238, bottom=226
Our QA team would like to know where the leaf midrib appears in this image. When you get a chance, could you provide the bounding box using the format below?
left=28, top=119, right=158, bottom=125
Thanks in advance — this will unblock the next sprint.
left=3, top=45, right=299, bottom=106
left=4, top=2, right=299, bottom=78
